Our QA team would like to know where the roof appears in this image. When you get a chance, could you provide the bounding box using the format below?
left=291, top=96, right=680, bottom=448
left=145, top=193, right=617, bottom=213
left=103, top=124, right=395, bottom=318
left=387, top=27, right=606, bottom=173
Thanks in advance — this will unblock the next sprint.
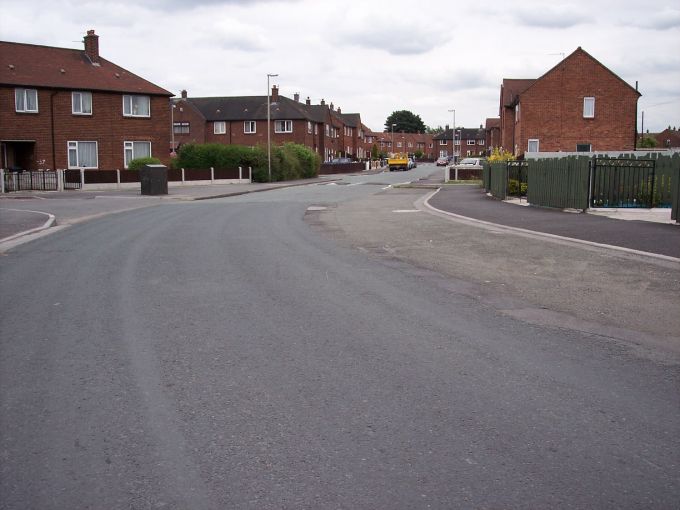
left=185, top=95, right=331, bottom=122
left=522, top=47, right=641, bottom=98
left=338, top=112, right=361, bottom=128
left=0, top=40, right=172, bottom=96
left=486, top=118, right=500, bottom=129
left=433, top=127, right=486, bottom=140
left=501, top=78, right=535, bottom=107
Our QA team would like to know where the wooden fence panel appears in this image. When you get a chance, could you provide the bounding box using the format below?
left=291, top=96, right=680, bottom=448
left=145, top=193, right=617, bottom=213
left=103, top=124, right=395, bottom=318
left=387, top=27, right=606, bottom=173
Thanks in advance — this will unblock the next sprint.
left=527, top=157, right=589, bottom=210
left=489, top=162, right=506, bottom=199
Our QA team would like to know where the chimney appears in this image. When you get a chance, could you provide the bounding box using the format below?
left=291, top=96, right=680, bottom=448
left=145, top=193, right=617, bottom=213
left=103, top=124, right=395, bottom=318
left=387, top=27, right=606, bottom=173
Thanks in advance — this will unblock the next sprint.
left=84, top=29, right=100, bottom=64
left=445, top=124, right=449, bottom=131
left=330, top=102, right=334, bottom=111
left=294, top=92, right=300, bottom=102
left=271, top=85, right=279, bottom=103
left=337, top=107, right=341, bottom=114
left=306, top=97, right=311, bottom=105
left=181, top=89, right=187, bottom=99
left=320, top=99, right=325, bottom=106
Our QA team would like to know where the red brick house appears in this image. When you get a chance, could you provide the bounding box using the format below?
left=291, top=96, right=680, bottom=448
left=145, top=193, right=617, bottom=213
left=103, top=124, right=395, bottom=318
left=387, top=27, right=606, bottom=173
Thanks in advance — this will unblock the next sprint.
left=485, top=118, right=501, bottom=153
left=0, top=30, right=173, bottom=171
left=433, top=127, right=487, bottom=160
left=653, top=127, right=680, bottom=149
left=497, top=47, right=640, bottom=156
left=173, top=88, right=368, bottom=162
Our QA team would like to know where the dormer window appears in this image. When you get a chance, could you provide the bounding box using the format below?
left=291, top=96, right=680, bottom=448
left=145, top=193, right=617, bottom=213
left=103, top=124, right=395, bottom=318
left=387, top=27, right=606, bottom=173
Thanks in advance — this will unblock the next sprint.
left=123, top=95, right=150, bottom=117
left=15, top=88, right=38, bottom=113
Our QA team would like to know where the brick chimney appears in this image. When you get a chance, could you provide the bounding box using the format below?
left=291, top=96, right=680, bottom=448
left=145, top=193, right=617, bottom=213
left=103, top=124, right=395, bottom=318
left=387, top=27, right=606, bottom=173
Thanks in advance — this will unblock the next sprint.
left=337, top=107, right=341, bottom=114
left=181, top=89, right=187, bottom=99
left=271, top=85, right=279, bottom=103
left=320, top=99, right=325, bottom=105
left=306, top=97, right=311, bottom=105
left=84, top=29, right=100, bottom=64
left=330, top=102, right=334, bottom=111
left=294, top=92, right=300, bottom=102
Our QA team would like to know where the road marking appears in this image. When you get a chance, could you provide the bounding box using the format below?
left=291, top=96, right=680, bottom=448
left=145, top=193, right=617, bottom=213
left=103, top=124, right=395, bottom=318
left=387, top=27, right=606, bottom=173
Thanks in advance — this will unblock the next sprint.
left=307, top=206, right=327, bottom=211
left=392, top=209, right=421, bottom=213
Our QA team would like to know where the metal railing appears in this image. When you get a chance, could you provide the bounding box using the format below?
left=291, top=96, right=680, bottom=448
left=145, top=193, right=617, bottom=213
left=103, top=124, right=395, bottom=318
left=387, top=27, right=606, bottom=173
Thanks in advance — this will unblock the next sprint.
left=590, top=158, right=656, bottom=208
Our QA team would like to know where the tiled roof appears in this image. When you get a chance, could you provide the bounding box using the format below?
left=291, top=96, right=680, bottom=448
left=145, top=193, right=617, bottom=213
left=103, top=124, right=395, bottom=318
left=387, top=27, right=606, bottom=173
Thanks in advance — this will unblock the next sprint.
left=0, top=41, right=172, bottom=96
left=486, top=118, right=500, bottom=129
left=186, top=95, right=327, bottom=122
left=501, top=79, right=535, bottom=107
left=434, top=128, right=486, bottom=140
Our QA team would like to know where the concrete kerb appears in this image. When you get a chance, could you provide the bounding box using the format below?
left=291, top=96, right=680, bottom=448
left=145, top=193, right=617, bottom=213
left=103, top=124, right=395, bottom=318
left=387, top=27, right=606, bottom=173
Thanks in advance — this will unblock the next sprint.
left=0, top=209, right=56, bottom=243
left=417, top=188, right=680, bottom=265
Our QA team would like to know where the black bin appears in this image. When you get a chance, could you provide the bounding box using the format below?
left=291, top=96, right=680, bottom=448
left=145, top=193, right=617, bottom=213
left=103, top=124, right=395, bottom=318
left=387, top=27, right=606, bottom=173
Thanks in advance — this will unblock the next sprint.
left=140, top=164, right=168, bottom=195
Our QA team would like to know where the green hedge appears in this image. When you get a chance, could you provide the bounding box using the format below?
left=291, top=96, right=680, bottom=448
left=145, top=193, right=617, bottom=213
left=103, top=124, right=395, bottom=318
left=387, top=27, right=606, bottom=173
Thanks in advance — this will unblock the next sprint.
left=174, top=143, right=320, bottom=182
left=127, top=157, right=161, bottom=171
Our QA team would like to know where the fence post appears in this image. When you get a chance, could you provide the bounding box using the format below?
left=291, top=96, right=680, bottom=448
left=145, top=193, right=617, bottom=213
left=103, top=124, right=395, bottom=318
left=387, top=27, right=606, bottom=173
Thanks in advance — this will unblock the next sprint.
left=249, top=167, right=252, bottom=183
left=210, top=167, right=215, bottom=184
left=57, top=169, right=64, bottom=191
left=0, top=168, right=4, bottom=194
left=80, top=168, right=85, bottom=189
left=116, top=169, right=121, bottom=190
left=239, top=166, right=242, bottom=180
left=181, top=168, right=185, bottom=184
left=587, top=159, right=594, bottom=211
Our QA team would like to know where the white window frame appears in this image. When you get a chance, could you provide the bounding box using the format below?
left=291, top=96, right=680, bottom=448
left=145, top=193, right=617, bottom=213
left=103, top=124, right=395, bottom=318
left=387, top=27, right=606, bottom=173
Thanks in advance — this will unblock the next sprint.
left=325, top=124, right=329, bottom=136
left=527, top=139, right=540, bottom=153
left=71, top=91, right=92, bottom=115
left=15, top=88, right=38, bottom=113
left=439, top=150, right=448, bottom=158
left=397, top=141, right=402, bottom=148
left=307, top=121, right=312, bottom=134
left=244, top=121, right=256, bottom=134
left=173, top=121, right=190, bottom=134
left=124, top=141, right=151, bottom=168
left=67, top=141, right=98, bottom=169
left=122, top=95, right=150, bottom=117
left=583, top=97, right=595, bottom=118
left=467, top=140, right=475, bottom=146
left=439, top=140, right=447, bottom=146
left=314, top=124, right=318, bottom=135
left=275, top=120, right=293, bottom=133
left=214, top=121, right=226, bottom=134
left=478, top=140, right=485, bottom=145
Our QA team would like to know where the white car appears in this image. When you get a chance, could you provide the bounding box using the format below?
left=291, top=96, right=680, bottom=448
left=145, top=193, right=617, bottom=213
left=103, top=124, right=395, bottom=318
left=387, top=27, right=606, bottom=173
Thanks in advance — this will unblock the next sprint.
left=455, top=158, right=483, bottom=167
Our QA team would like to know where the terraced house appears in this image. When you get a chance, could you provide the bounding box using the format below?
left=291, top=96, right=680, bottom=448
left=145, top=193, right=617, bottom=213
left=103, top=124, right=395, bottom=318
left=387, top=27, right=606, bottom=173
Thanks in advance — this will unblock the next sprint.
left=0, top=30, right=173, bottom=171
left=173, top=88, right=366, bottom=161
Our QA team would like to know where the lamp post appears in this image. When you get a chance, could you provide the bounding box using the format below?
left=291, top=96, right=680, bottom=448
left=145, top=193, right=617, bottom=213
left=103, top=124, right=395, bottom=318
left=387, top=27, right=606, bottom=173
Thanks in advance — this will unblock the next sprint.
left=171, top=102, right=176, bottom=156
left=267, top=73, right=278, bottom=182
left=391, top=123, right=396, bottom=153
left=448, top=108, right=455, bottom=162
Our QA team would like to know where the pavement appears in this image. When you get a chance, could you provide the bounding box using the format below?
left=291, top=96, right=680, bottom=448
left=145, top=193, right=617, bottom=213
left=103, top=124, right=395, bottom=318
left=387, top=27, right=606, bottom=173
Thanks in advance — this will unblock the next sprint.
left=1, top=170, right=678, bottom=259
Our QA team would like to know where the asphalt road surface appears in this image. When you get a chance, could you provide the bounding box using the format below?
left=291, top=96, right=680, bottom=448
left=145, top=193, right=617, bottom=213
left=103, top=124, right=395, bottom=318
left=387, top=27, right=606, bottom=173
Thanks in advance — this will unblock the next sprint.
left=1, top=167, right=679, bottom=509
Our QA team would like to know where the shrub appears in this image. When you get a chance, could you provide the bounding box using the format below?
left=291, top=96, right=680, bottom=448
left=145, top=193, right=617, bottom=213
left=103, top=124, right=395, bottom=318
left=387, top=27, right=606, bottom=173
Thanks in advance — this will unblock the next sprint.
left=488, top=147, right=516, bottom=162
left=127, top=157, right=161, bottom=171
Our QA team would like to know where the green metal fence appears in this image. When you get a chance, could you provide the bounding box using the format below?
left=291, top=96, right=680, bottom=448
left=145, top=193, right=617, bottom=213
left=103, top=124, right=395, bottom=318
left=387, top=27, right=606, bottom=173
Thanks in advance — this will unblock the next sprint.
left=526, top=157, right=590, bottom=210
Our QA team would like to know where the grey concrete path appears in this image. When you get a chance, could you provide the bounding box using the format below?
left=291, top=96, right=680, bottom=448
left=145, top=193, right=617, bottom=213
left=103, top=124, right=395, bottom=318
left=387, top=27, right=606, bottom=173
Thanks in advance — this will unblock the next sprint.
left=427, top=185, right=680, bottom=259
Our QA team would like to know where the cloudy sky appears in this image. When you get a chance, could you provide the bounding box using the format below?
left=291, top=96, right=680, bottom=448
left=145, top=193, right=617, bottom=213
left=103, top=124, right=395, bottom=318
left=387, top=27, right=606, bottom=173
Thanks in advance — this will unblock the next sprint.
left=2, top=0, right=679, bottom=133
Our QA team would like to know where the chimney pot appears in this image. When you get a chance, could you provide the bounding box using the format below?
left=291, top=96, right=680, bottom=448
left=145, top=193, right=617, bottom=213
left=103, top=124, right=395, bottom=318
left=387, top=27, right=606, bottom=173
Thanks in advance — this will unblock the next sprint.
left=321, top=99, right=325, bottom=106
left=181, top=89, right=187, bottom=99
left=271, top=85, right=279, bottom=103
left=306, top=96, right=311, bottom=105
left=330, top=102, right=334, bottom=110
left=294, top=92, right=300, bottom=102
left=337, top=107, right=341, bottom=114
left=84, top=29, right=100, bottom=64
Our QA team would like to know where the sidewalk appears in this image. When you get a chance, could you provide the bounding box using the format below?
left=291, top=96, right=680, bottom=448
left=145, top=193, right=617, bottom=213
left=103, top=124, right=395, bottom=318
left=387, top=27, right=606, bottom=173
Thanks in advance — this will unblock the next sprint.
left=426, top=185, right=680, bottom=259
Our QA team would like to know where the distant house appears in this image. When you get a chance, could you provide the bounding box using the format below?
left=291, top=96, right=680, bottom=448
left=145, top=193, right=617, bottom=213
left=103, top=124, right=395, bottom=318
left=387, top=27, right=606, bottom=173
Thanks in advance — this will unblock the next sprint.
left=433, top=126, right=486, bottom=160
left=653, top=127, right=680, bottom=149
left=173, top=88, right=367, bottom=161
left=485, top=118, right=501, bottom=153
left=497, top=47, right=640, bottom=156
left=0, top=30, right=173, bottom=171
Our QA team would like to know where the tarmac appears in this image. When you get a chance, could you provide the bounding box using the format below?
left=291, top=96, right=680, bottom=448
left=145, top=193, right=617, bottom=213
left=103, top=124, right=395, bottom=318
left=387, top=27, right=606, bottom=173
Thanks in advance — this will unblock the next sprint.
left=1, top=170, right=678, bottom=259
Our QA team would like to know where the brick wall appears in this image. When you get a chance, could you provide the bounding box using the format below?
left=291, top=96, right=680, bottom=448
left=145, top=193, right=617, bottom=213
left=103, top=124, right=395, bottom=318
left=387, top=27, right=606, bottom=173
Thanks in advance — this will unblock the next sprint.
left=1, top=86, right=171, bottom=169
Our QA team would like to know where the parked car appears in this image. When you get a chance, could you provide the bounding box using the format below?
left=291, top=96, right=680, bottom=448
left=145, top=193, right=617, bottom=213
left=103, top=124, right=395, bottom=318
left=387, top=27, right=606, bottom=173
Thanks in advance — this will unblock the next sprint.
left=330, top=157, right=353, bottom=164
left=456, top=157, right=483, bottom=167
left=436, top=157, right=449, bottom=166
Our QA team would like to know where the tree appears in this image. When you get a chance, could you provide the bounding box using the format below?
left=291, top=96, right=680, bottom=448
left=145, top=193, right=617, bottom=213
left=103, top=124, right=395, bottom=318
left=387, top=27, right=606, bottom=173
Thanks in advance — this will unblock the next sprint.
left=638, top=136, right=657, bottom=148
left=371, top=144, right=379, bottom=160
left=384, top=110, right=427, bottom=133
left=426, top=125, right=444, bottom=134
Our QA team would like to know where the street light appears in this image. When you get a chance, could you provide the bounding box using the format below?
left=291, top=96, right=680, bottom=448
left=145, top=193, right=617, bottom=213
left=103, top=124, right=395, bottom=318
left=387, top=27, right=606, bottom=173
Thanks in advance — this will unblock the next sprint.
left=448, top=108, right=455, bottom=162
left=267, top=73, right=279, bottom=182
left=171, top=102, right=176, bottom=156
left=391, top=123, right=396, bottom=153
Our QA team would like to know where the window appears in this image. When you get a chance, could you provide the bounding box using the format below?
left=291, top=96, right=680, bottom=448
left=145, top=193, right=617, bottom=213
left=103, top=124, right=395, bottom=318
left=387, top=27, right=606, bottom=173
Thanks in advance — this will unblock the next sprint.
left=244, top=121, right=256, bottom=134
left=123, top=95, right=150, bottom=117
left=325, top=124, right=330, bottom=136
left=466, top=150, right=472, bottom=156
left=307, top=121, right=312, bottom=134
left=214, top=121, right=226, bottom=134
left=408, top=142, right=413, bottom=148
left=467, top=140, right=475, bottom=145
left=439, top=150, right=448, bottom=158
left=15, top=88, right=38, bottom=113
left=515, top=103, right=520, bottom=122
left=173, top=122, right=190, bottom=134
left=439, top=140, right=447, bottom=145
left=314, top=124, right=318, bottom=135
left=124, top=141, right=151, bottom=168
left=67, top=141, right=98, bottom=169
left=72, top=91, right=92, bottom=115
left=397, top=142, right=402, bottom=148
left=429, top=142, right=433, bottom=148
left=576, top=143, right=592, bottom=152
left=275, top=120, right=292, bottom=133
left=583, top=97, right=595, bottom=118
left=527, top=139, right=540, bottom=153
left=478, top=140, right=485, bottom=145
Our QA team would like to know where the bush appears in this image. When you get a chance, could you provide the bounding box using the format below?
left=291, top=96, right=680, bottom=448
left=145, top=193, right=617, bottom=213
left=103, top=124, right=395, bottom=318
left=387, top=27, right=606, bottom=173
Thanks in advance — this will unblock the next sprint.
left=127, top=157, right=161, bottom=171
left=488, top=147, right=516, bottom=162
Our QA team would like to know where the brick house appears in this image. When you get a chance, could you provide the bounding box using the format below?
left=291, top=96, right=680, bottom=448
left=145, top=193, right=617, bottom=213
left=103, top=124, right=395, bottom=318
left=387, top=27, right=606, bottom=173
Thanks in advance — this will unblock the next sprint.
left=366, top=130, right=435, bottom=159
left=653, top=127, right=680, bottom=149
left=485, top=118, right=501, bottom=153
left=497, top=47, right=640, bottom=156
left=173, top=88, right=368, bottom=162
left=432, top=126, right=486, bottom=160
left=0, top=30, right=173, bottom=171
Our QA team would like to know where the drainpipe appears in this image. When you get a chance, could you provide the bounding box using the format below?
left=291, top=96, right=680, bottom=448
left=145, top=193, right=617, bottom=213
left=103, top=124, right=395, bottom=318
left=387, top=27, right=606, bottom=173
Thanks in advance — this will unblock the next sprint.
left=50, top=91, right=58, bottom=170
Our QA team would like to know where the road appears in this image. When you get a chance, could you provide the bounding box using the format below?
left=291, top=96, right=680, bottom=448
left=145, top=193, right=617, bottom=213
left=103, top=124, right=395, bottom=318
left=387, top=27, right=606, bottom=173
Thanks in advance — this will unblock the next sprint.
left=1, top=165, right=679, bottom=509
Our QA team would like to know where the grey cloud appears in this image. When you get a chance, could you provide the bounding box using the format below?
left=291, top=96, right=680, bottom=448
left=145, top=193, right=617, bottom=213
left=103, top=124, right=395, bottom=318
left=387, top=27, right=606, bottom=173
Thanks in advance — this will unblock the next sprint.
left=513, top=5, right=589, bottom=28
left=635, top=9, right=680, bottom=30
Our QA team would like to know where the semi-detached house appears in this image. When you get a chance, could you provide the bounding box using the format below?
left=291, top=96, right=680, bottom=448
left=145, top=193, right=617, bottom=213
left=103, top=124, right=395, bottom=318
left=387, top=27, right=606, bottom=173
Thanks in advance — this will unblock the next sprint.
left=172, top=87, right=367, bottom=162
left=0, top=30, right=173, bottom=172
